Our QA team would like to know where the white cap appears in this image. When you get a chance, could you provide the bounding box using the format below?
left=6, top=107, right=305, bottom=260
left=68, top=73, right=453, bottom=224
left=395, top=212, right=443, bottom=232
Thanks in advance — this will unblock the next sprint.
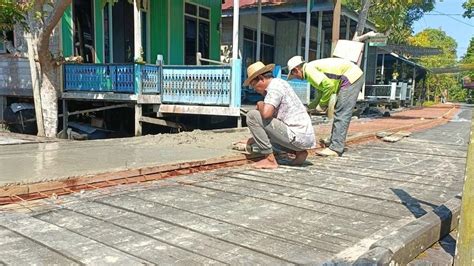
left=287, top=56, right=305, bottom=79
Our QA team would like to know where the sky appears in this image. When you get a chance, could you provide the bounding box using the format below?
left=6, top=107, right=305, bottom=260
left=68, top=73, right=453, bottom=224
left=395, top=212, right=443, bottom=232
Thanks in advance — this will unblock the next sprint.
left=412, top=0, right=474, bottom=60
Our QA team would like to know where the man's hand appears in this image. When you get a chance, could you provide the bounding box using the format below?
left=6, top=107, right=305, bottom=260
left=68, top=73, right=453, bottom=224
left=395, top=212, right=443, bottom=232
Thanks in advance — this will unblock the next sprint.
left=256, top=101, right=264, bottom=111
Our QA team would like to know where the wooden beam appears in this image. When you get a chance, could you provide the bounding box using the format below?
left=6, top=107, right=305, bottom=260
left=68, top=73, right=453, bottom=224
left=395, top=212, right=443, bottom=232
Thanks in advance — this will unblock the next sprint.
left=135, top=104, right=142, bottom=136
left=139, top=116, right=182, bottom=129
left=331, top=0, right=341, bottom=54
left=455, top=112, right=474, bottom=265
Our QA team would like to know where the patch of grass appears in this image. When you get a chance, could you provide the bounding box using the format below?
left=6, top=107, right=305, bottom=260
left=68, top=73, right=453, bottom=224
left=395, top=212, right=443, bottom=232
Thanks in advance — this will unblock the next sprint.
left=422, top=101, right=436, bottom=107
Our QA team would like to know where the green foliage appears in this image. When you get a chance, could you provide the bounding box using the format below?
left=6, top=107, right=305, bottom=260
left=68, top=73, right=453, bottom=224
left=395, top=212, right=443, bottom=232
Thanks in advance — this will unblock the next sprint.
left=461, top=37, right=474, bottom=79
left=0, top=0, right=27, bottom=31
left=422, top=100, right=436, bottom=107
left=463, top=0, right=474, bottom=18
left=342, top=0, right=435, bottom=44
left=409, top=29, right=465, bottom=102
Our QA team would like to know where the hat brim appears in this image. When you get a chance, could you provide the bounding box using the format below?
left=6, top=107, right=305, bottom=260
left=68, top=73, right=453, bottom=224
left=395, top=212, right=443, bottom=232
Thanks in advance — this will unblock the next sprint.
left=243, top=64, right=275, bottom=86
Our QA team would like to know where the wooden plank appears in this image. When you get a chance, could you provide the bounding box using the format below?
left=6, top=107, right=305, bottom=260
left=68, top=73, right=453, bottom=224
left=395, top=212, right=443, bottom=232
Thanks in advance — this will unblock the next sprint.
left=53, top=200, right=291, bottom=265
left=61, top=92, right=138, bottom=102
left=0, top=227, right=79, bottom=265
left=126, top=185, right=371, bottom=249
left=159, top=104, right=241, bottom=116
left=455, top=112, right=474, bottom=265
left=36, top=209, right=222, bottom=265
left=139, top=116, right=182, bottom=129
left=0, top=214, right=149, bottom=264
left=98, top=194, right=333, bottom=264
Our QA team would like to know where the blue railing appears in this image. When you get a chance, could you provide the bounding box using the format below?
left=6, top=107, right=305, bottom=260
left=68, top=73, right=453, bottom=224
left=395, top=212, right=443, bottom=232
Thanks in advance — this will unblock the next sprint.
left=161, top=65, right=232, bottom=106
left=63, top=60, right=242, bottom=108
left=63, top=63, right=161, bottom=94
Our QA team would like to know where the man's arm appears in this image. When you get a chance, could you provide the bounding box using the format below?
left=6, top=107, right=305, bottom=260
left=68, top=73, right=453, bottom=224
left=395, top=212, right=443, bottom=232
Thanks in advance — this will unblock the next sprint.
left=257, top=101, right=276, bottom=120
left=317, top=78, right=339, bottom=107
left=304, top=66, right=339, bottom=107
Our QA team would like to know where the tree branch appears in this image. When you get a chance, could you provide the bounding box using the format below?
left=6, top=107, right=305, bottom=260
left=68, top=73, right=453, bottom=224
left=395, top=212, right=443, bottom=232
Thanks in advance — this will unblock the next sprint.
left=37, top=0, right=72, bottom=70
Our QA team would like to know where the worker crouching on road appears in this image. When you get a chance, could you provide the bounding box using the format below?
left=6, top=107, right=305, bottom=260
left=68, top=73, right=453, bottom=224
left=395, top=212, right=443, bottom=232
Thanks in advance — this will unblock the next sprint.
left=287, top=56, right=364, bottom=157
left=243, top=61, right=316, bottom=169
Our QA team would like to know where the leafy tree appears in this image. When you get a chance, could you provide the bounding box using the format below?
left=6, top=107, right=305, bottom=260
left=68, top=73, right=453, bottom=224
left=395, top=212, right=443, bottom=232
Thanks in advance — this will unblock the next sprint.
left=462, top=0, right=474, bottom=18
left=343, top=0, right=435, bottom=44
left=461, top=37, right=474, bottom=79
left=0, top=0, right=27, bottom=31
left=409, top=29, right=465, bottom=102
left=2, top=1, right=72, bottom=137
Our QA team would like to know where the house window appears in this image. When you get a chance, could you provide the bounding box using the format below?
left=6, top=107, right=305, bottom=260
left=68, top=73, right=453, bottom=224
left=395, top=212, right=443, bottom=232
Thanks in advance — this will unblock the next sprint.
left=242, top=27, right=275, bottom=67
left=300, top=37, right=317, bottom=61
left=185, top=2, right=210, bottom=65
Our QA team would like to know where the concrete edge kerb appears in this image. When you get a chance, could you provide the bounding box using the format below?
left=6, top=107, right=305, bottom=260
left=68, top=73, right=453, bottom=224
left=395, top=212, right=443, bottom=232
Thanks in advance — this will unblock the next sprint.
left=353, top=195, right=462, bottom=265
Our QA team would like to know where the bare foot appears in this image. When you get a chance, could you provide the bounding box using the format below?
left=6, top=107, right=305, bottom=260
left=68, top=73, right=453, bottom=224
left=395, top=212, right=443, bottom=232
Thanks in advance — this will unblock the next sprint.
left=291, top=150, right=308, bottom=166
left=253, top=153, right=278, bottom=169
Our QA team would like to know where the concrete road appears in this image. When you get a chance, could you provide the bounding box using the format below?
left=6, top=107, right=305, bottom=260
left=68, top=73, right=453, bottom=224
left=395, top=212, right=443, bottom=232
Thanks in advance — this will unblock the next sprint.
left=0, top=106, right=471, bottom=264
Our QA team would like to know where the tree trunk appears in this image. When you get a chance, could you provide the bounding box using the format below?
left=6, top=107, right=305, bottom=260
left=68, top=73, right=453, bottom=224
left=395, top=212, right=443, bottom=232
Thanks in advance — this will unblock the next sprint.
left=353, top=0, right=371, bottom=40
left=28, top=0, right=72, bottom=137
left=40, top=68, right=59, bottom=137
left=26, top=31, right=46, bottom=136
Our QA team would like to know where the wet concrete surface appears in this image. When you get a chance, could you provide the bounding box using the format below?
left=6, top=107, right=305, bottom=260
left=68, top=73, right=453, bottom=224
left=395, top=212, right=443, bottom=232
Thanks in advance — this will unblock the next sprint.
left=0, top=105, right=459, bottom=186
left=0, top=105, right=470, bottom=264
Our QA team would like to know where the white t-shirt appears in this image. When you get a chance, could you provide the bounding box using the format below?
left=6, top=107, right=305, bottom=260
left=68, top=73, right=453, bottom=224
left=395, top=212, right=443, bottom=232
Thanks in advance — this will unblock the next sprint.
left=264, top=78, right=316, bottom=149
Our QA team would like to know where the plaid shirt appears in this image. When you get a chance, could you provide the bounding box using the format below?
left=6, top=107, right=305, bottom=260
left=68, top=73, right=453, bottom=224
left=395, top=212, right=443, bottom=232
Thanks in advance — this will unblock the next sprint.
left=264, top=78, right=316, bottom=149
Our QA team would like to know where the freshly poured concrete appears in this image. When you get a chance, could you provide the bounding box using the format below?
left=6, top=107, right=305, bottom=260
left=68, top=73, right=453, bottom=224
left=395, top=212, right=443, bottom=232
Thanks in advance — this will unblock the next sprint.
left=0, top=130, right=251, bottom=185
left=0, top=105, right=459, bottom=186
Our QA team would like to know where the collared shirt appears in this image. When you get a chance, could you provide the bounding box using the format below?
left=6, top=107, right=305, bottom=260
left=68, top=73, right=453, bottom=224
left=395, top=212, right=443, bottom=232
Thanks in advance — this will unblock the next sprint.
left=264, top=78, right=316, bottom=149
left=303, top=58, right=363, bottom=107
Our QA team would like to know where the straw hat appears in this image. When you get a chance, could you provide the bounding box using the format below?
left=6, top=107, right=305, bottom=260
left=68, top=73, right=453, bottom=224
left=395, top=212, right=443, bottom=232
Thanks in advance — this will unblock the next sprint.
left=243, top=61, right=275, bottom=86
left=287, top=55, right=305, bottom=80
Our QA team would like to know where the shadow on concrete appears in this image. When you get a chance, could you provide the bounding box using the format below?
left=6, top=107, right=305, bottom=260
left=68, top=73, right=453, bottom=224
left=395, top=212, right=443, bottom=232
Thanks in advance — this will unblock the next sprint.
left=391, top=188, right=456, bottom=256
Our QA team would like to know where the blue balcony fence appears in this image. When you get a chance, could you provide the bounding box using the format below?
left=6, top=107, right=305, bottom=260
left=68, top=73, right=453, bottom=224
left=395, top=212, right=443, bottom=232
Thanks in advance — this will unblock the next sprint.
left=63, top=63, right=161, bottom=94
left=63, top=60, right=242, bottom=108
left=161, top=65, right=232, bottom=106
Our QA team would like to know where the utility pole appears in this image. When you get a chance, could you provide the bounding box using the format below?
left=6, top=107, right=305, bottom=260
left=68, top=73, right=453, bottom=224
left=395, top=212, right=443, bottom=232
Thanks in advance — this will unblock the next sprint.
left=331, top=0, right=341, bottom=54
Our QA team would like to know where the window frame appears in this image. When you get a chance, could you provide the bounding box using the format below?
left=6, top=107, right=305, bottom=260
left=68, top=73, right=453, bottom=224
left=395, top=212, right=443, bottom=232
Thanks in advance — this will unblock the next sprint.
left=184, top=2, right=211, bottom=65
left=242, top=27, right=275, bottom=65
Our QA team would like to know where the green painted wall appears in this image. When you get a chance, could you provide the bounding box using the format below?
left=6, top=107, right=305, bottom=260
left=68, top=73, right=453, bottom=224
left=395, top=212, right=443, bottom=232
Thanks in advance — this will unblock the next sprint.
left=169, top=1, right=185, bottom=64
left=61, top=0, right=222, bottom=65
left=150, top=0, right=168, bottom=63
left=94, top=0, right=104, bottom=63
left=61, top=5, right=73, bottom=57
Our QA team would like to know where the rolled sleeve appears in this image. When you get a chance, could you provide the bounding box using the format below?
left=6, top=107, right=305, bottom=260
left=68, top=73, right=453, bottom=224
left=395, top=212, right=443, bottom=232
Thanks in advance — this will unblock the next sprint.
left=264, top=87, right=283, bottom=109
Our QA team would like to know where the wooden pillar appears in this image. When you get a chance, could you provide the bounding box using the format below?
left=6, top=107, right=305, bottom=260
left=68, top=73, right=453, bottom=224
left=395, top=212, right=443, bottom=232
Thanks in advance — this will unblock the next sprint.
left=0, top=96, right=6, bottom=122
left=135, top=104, right=142, bottom=136
left=232, top=0, right=240, bottom=60
left=256, top=0, right=262, bottom=61
left=316, top=11, right=323, bottom=59
left=304, top=0, right=311, bottom=61
left=60, top=99, right=69, bottom=139
left=331, top=0, right=341, bottom=54
left=455, top=114, right=474, bottom=265
left=345, top=17, right=350, bottom=40
left=133, top=0, right=142, bottom=61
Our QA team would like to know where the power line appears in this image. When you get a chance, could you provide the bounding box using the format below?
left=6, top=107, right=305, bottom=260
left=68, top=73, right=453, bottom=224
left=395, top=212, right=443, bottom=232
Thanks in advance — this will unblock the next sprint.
left=431, top=10, right=474, bottom=28
left=424, top=13, right=464, bottom=16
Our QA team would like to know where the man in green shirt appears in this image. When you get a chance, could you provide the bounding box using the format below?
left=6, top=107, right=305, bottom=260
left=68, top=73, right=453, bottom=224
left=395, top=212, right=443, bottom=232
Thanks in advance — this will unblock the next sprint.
left=287, top=56, right=364, bottom=156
